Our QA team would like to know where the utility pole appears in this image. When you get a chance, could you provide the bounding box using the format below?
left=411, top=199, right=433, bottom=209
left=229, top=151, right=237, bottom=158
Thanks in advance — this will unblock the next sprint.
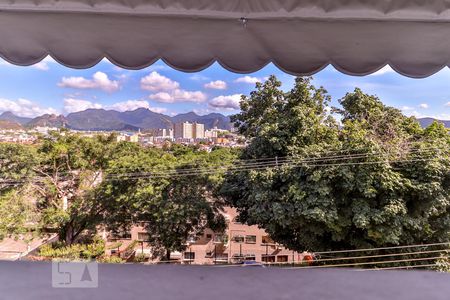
left=214, top=244, right=217, bottom=265
left=239, top=243, right=242, bottom=262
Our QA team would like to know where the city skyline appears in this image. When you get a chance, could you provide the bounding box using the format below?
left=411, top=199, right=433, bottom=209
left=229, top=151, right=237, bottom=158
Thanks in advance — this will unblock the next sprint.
left=0, top=57, right=449, bottom=120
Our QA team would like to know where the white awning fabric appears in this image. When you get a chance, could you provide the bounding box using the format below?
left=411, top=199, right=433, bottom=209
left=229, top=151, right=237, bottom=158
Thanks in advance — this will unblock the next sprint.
left=2, top=0, right=450, bottom=77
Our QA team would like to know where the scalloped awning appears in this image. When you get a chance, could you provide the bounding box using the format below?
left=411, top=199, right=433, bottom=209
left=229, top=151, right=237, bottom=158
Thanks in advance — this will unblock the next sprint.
left=2, top=0, right=450, bottom=77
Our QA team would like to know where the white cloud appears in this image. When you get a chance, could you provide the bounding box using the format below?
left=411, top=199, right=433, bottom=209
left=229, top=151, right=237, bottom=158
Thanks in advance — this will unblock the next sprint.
left=140, top=71, right=180, bottom=91
left=108, top=100, right=150, bottom=112
left=193, top=108, right=215, bottom=115
left=0, top=98, right=57, bottom=117
left=58, top=72, right=120, bottom=92
left=369, top=65, right=395, bottom=76
left=209, top=94, right=242, bottom=110
left=149, top=107, right=168, bottom=114
left=0, top=56, right=56, bottom=71
left=63, top=98, right=168, bottom=114
left=149, top=89, right=206, bottom=103
left=445, top=102, right=450, bottom=107
left=32, top=61, right=49, bottom=71
left=204, top=80, right=227, bottom=90
left=189, top=74, right=210, bottom=81
left=403, top=110, right=450, bottom=120
left=141, top=71, right=206, bottom=103
left=401, top=106, right=414, bottom=111
left=146, top=65, right=171, bottom=72
left=418, top=103, right=429, bottom=109
left=148, top=92, right=173, bottom=103
left=63, top=98, right=102, bottom=113
left=406, top=110, right=422, bottom=118
left=234, top=76, right=261, bottom=84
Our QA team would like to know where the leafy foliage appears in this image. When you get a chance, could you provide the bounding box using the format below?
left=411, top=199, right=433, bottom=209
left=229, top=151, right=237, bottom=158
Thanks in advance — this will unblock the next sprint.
left=39, top=237, right=105, bottom=260
left=101, top=145, right=237, bottom=259
left=0, top=189, right=39, bottom=240
left=223, top=76, right=450, bottom=252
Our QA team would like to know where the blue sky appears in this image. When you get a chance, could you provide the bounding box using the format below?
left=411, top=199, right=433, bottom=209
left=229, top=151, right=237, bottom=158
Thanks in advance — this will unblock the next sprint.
left=0, top=57, right=449, bottom=120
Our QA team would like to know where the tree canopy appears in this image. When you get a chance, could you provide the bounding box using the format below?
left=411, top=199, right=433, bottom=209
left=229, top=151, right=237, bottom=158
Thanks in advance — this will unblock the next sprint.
left=101, top=145, right=237, bottom=259
left=0, top=133, right=238, bottom=259
left=222, top=76, right=450, bottom=252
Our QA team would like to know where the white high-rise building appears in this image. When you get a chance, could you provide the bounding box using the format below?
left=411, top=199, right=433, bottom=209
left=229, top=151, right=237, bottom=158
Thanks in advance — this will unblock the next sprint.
left=174, top=122, right=193, bottom=139
left=173, top=122, right=205, bottom=140
left=192, top=122, right=205, bottom=139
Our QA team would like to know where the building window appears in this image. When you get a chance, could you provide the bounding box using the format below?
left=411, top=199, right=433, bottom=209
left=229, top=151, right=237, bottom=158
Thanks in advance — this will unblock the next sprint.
left=232, top=254, right=244, bottom=262
left=215, top=253, right=228, bottom=262
left=184, top=252, right=195, bottom=260
left=137, top=232, right=150, bottom=241
left=262, top=255, right=276, bottom=263
left=245, top=254, right=256, bottom=261
left=232, top=235, right=245, bottom=243
left=109, top=231, right=131, bottom=240
left=277, top=255, right=288, bottom=263
left=262, top=236, right=275, bottom=244
left=245, top=235, right=257, bottom=244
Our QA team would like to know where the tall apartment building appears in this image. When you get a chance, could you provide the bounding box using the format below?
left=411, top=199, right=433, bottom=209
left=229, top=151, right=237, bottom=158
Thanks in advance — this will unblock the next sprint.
left=104, top=207, right=303, bottom=265
left=192, top=122, right=204, bottom=139
left=173, top=122, right=204, bottom=140
left=173, top=122, right=193, bottom=139
left=152, top=128, right=173, bottom=139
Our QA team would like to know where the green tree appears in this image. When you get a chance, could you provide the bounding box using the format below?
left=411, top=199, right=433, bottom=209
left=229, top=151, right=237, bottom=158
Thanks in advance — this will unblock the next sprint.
left=0, top=143, right=40, bottom=241
left=32, top=132, right=119, bottom=244
left=222, top=76, right=450, bottom=252
left=103, top=145, right=237, bottom=260
left=0, top=189, right=39, bottom=241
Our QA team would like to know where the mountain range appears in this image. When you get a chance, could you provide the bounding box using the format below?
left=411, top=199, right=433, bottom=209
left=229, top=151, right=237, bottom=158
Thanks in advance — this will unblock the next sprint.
left=0, top=109, right=448, bottom=132
left=416, top=117, right=450, bottom=129
left=0, top=108, right=232, bottom=131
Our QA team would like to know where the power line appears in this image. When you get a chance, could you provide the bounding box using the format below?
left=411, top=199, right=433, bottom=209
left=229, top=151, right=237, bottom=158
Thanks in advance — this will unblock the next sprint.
left=0, top=147, right=447, bottom=184
left=369, top=263, right=440, bottom=271
left=105, top=149, right=443, bottom=180
left=107, top=146, right=444, bottom=176
left=0, top=156, right=444, bottom=184
left=286, top=255, right=447, bottom=269
left=314, top=242, right=450, bottom=255
left=312, top=249, right=449, bottom=263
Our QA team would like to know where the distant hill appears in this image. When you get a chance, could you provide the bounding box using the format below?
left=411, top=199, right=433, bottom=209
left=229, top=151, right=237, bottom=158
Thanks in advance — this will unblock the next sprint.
left=0, top=120, right=23, bottom=130
left=417, top=117, right=450, bottom=128
left=26, top=114, right=67, bottom=128
left=0, top=109, right=233, bottom=131
left=66, top=109, right=231, bottom=131
left=0, top=111, right=32, bottom=125
left=119, top=108, right=172, bottom=129
left=66, top=109, right=139, bottom=131
left=171, top=112, right=232, bottom=130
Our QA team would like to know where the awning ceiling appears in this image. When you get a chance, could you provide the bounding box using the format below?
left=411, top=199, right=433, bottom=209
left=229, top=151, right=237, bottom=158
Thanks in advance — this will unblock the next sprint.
left=2, top=0, right=450, bottom=77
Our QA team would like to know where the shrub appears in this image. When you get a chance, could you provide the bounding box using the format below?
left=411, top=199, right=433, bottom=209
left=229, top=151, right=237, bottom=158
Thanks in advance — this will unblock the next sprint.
left=97, top=255, right=124, bottom=264
left=39, top=238, right=105, bottom=260
left=134, top=253, right=147, bottom=263
left=434, top=256, right=450, bottom=273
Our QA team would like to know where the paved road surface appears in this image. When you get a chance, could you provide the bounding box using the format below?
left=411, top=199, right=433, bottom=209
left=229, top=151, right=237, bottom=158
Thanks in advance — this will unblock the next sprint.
left=0, top=261, right=449, bottom=300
